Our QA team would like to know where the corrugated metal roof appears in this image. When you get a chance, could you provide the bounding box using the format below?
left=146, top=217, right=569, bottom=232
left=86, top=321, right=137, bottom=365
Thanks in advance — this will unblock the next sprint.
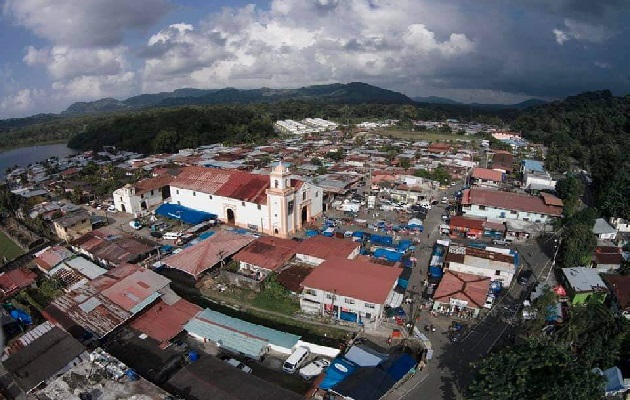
left=184, top=317, right=268, bottom=359
left=130, top=299, right=202, bottom=344
left=163, top=230, right=254, bottom=278
left=193, top=308, right=300, bottom=350
left=64, top=257, right=106, bottom=280
left=101, top=269, right=170, bottom=312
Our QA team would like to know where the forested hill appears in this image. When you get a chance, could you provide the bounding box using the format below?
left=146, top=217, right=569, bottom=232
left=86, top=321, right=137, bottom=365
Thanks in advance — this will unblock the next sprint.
left=513, top=90, right=630, bottom=219
left=62, top=82, right=415, bottom=115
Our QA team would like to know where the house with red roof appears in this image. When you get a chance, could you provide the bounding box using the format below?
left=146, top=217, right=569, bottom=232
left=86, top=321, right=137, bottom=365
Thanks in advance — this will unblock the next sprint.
left=162, top=230, right=254, bottom=279
left=167, top=163, right=324, bottom=238
left=295, top=236, right=361, bottom=266
left=432, top=270, right=491, bottom=318
left=469, top=167, right=505, bottom=189
left=232, top=236, right=298, bottom=280
left=0, top=269, right=37, bottom=301
left=299, top=257, right=401, bottom=328
left=113, top=172, right=176, bottom=215
left=461, top=188, right=562, bottom=224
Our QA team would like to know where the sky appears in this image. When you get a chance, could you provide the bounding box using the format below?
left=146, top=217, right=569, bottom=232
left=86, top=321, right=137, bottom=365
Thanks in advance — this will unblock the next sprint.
left=0, top=0, right=629, bottom=118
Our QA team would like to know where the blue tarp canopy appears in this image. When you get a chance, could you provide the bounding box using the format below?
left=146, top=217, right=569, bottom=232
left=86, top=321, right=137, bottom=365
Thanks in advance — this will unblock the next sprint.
left=340, top=310, right=360, bottom=323
left=155, top=203, right=217, bottom=225
left=320, top=357, right=358, bottom=390
left=373, top=248, right=403, bottom=262
left=305, top=230, right=319, bottom=237
left=384, top=353, right=416, bottom=381
left=371, top=234, right=393, bottom=246
left=429, top=265, right=443, bottom=278
left=397, top=240, right=412, bottom=252
left=345, top=345, right=388, bottom=367
left=198, top=231, right=215, bottom=240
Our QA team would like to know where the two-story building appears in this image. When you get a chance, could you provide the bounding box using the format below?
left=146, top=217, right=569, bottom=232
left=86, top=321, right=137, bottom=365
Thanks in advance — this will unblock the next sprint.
left=461, top=188, right=562, bottom=225
left=113, top=174, right=173, bottom=215
left=444, top=245, right=518, bottom=285
left=521, top=159, right=556, bottom=191
left=168, top=163, right=323, bottom=238
left=299, top=257, right=401, bottom=329
left=52, top=209, right=92, bottom=242
left=469, top=167, right=504, bottom=189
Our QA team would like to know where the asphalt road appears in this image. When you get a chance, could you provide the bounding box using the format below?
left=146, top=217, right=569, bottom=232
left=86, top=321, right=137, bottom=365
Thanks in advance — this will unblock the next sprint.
left=385, top=198, right=555, bottom=400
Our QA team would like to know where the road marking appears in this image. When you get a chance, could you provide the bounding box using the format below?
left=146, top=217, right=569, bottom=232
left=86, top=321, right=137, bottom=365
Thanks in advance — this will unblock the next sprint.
left=399, top=373, right=429, bottom=399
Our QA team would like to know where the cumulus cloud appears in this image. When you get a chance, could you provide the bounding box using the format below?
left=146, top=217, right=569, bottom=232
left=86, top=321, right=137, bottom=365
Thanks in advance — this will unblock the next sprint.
left=51, top=72, right=136, bottom=99
left=0, top=88, right=45, bottom=117
left=3, top=0, right=172, bottom=47
left=553, top=19, right=610, bottom=45
left=24, top=46, right=127, bottom=81
left=140, top=0, right=475, bottom=93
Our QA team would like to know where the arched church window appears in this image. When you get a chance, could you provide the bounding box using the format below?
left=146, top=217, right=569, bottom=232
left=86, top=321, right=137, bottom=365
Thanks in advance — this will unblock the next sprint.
left=274, top=180, right=279, bottom=188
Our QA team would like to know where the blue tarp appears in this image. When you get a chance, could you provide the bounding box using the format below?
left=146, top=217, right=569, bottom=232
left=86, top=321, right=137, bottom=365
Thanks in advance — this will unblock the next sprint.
left=371, top=235, right=393, bottom=246
left=340, top=310, right=360, bottom=323
left=320, top=357, right=358, bottom=390
left=373, top=248, right=403, bottom=262
left=407, top=224, right=424, bottom=232
left=305, top=230, right=319, bottom=237
left=155, top=203, right=217, bottom=225
left=385, top=353, right=417, bottom=381
left=397, top=240, right=412, bottom=252
left=352, top=231, right=365, bottom=238
left=429, top=265, right=443, bottom=278
left=402, top=257, right=413, bottom=268
left=323, top=227, right=335, bottom=237
left=198, top=231, right=215, bottom=240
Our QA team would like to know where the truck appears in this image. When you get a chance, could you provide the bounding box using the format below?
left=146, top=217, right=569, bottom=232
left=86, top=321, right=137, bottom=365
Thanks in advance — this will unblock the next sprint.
left=367, top=195, right=376, bottom=210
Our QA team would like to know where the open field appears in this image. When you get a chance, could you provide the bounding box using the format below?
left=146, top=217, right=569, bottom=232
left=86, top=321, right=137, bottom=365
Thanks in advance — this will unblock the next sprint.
left=0, top=230, right=25, bottom=262
left=376, top=129, right=479, bottom=142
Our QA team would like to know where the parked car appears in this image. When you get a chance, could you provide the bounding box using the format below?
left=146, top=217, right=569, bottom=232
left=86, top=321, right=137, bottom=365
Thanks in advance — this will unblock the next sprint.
left=491, top=238, right=512, bottom=246
left=298, top=358, right=330, bottom=380
left=106, top=205, right=117, bottom=213
left=517, top=269, right=533, bottom=285
left=441, top=196, right=449, bottom=204
left=484, top=295, right=495, bottom=309
left=221, top=356, right=252, bottom=374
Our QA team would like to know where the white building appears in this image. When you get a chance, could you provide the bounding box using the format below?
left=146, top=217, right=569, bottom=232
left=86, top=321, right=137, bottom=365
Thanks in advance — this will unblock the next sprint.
left=299, top=257, right=402, bottom=329
left=461, top=188, right=563, bottom=224
left=445, top=245, right=518, bottom=285
left=113, top=174, right=172, bottom=215
left=169, top=163, right=323, bottom=238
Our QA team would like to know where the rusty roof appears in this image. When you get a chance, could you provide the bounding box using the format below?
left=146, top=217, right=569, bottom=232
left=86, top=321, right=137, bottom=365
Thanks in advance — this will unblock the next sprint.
left=44, top=281, right=130, bottom=338
left=34, top=246, right=74, bottom=271
left=233, top=236, right=298, bottom=272
left=276, top=264, right=314, bottom=293
left=134, top=174, right=177, bottom=195
left=449, top=216, right=485, bottom=232
left=101, top=269, right=170, bottom=312
left=170, top=166, right=273, bottom=205
left=163, top=230, right=254, bottom=278
left=603, top=275, right=630, bottom=309
left=72, top=229, right=157, bottom=266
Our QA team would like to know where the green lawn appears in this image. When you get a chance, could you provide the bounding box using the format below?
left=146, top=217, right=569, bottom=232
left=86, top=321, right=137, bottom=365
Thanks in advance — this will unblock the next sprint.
left=379, top=128, right=478, bottom=142
left=0, top=230, right=24, bottom=262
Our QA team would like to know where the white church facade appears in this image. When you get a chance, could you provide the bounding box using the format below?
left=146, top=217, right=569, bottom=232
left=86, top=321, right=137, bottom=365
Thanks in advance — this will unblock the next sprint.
left=120, top=163, right=323, bottom=238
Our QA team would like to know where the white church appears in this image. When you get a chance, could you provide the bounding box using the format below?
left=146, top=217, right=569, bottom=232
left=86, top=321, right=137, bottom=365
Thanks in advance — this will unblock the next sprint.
left=114, top=163, right=324, bottom=238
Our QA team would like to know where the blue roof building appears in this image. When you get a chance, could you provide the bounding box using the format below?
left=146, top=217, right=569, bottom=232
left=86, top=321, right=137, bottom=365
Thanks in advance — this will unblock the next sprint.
left=183, top=309, right=301, bottom=359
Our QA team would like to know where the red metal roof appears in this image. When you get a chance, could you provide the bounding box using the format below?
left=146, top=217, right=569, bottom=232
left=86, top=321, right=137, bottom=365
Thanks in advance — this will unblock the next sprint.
left=233, top=236, right=298, bottom=272
left=301, top=257, right=400, bottom=304
left=171, top=166, right=275, bottom=205
left=34, top=246, right=74, bottom=271
left=101, top=268, right=170, bottom=312
left=130, top=298, right=202, bottom=345
left=540, top=192, right=564, bottom=207
left=433, top=270, right=491, bottom=309
left=163, top=230, right=254, bottom=278
left=449, top=216, right=485, bottom=232
left=603, top=275, right=630, bottom=310
left=462, top=188, right=563, bottom=216
left=471, top=168, right=504, bottom=182
left=0, top=269, right=37, bottom=300
left=295, top=236, right=360, bottom=261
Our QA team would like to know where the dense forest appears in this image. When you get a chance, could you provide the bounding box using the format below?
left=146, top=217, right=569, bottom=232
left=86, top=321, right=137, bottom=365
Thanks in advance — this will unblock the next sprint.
left=513, top=90, right=630, bottom=219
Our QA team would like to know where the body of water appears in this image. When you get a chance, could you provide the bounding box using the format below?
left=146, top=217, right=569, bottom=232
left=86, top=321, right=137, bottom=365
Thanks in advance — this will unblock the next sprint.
left=0, top=143, right=78, bottom=179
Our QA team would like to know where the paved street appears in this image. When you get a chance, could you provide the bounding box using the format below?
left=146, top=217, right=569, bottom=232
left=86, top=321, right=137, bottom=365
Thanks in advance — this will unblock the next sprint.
left=385, top=197, right=555, bottom=400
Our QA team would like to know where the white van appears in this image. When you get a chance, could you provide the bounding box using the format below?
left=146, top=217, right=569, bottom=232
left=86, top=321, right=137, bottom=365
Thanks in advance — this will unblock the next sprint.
left=163, top=232, right=181, bottom=240
left=283, top=346, right=310, bottom=374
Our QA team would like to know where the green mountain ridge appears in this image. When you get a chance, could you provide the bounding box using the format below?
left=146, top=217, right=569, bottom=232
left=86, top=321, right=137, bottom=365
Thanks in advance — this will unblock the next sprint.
left=61, top=82, right=415, bottom=115
left=412, top=96, right=547, bottom=109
